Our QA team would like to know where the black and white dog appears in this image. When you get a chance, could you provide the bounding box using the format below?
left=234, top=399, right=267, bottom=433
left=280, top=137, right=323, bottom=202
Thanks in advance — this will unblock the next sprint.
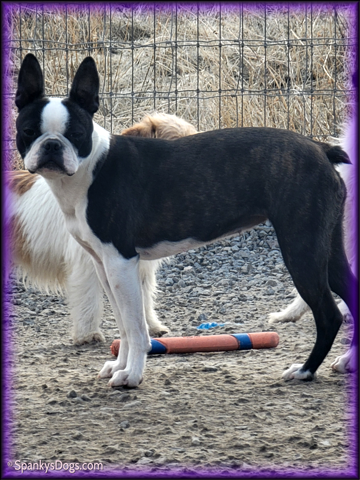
left=15, top=54, right=357, bottom=387
left=7, top=113, right=197, bottom=345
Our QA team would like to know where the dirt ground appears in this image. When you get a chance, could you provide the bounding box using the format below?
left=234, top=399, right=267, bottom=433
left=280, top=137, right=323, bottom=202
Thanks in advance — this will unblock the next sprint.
left=4, top=231, right=357, bottom=478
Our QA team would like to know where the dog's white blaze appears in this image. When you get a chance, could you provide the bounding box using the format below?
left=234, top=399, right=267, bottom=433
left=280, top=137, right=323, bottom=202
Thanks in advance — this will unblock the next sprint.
left=41, top=98, right=69, bottom=135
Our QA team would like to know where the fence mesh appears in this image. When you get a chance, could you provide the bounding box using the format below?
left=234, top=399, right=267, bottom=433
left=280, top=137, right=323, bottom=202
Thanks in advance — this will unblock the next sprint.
left=3, top=3, right=357, bottom=169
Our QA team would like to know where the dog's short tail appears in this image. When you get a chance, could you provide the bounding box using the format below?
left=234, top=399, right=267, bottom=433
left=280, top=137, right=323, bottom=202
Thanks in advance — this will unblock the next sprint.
left=320, top=143, right=351, bottom=165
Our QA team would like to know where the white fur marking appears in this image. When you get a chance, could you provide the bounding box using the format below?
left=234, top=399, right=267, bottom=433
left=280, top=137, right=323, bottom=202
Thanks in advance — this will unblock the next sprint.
left=136, top=239, right=205, bottom=260
left=268, top=293, right=310, bottom=324
left=282, top=364, right=315, bottom=380
left=136, top=231, right=246, bottom=261
left=41, top=98, right=68, bottom=135
left=98, top=246, right=152, bottom=387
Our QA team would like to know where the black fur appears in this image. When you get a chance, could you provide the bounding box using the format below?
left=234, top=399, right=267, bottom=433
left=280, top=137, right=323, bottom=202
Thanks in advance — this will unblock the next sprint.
left=87, top=128, right=347, bottom=258
left=15, top=53, right=44, bottom=110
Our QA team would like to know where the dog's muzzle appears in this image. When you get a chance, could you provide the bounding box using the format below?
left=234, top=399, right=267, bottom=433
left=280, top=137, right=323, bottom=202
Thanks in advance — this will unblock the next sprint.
left=36, top=139, right=70, bottom=174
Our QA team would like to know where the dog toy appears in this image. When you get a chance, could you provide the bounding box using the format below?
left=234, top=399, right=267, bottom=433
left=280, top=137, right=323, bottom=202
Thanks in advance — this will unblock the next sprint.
left=110, top=332, right=279, bottom=356
left=197, top=322, right=226, bottom=329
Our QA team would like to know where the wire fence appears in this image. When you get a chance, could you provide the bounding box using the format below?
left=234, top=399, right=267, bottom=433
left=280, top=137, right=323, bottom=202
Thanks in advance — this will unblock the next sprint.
left=3, top=2, right=357, bottom=169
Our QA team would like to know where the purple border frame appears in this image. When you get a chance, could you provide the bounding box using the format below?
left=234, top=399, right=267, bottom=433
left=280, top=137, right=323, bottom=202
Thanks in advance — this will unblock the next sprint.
left=1, top=1, right=359, bottom=478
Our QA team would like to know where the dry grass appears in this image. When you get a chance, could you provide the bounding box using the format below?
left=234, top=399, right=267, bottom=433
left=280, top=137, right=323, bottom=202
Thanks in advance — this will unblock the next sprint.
left=4, top=3, right=356, bottom=169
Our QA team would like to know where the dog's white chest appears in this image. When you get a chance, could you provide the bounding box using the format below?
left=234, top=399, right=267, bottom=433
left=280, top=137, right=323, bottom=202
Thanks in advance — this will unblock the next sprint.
left=63, top=212, right=101, bottom=264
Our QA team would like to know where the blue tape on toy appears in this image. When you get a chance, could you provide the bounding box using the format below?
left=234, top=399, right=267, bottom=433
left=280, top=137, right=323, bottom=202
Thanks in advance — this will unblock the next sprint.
left=149, top=339, right=168, bottom=354
left=231, top=334, right=253, bottom=350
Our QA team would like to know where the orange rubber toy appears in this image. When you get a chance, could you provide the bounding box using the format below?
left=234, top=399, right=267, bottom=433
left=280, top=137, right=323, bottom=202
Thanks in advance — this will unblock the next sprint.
left=110, top=332, right=279, bottom=356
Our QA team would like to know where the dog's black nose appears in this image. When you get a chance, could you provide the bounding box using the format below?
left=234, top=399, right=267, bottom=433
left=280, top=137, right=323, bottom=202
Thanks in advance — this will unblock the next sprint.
left=43, top=139, right=62, bottom=153
left=38, top=139, right=66, bottom=173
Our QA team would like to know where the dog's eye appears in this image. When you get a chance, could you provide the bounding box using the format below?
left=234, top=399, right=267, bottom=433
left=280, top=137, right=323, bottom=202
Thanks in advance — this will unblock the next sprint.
left=70, top=132, right=83, bottom=140
left=23, top=128, right=35, bottom=137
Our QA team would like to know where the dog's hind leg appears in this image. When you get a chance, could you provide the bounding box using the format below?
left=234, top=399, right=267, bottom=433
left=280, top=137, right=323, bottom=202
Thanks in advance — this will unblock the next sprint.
left=326, top=221, right=358, bottom=373
left=282, top=284, right=343, bottom=380
left=68, top=254, right=105, bottom=345
left=274, top=220, right=344, bottom=380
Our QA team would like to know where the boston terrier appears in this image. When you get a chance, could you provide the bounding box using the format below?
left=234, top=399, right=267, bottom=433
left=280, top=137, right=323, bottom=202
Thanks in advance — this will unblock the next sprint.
left=15, top=53, right=357, bottom=387
left=7, top=113, right=197, bottom=346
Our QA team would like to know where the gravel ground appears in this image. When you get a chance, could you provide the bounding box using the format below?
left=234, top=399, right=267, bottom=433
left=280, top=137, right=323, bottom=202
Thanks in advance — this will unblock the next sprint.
left=4, top=222, right=356, bottom=477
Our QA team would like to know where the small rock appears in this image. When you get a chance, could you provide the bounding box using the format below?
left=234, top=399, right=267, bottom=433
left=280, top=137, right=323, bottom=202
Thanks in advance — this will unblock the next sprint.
left=137, top=457, right=152, bottom=465
left=191, top=436, right=201, bottom=446
left=246, top=263, right=253, bottom=273
left=118, top=393, right=132, bottom=402
left=123, top=401, right=141, bottom=409
left=73, top=432, right=83, bottom=440
left=164, top=378, right=172, bottom=385
left=340, top=337, right=351, bottom=345
left=120, top=420, right=130, bottom=429
left=67, top=390, right=77, bottom=398
left=80, top=394, right=91, bottom=402
left=105, top=446, right=120, bottom=454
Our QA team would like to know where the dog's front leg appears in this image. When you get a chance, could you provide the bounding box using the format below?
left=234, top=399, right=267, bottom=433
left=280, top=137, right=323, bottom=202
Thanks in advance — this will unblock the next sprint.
left=92, top=261, right=130, bottom=377
left=101, top=253, right=151, bottom=388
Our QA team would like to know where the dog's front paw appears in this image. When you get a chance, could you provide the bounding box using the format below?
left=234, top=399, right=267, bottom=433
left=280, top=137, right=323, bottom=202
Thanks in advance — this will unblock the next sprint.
left=331, top=348, right=356, bottom=373
left=74, top=330, right=105, bottom=345
left=148, top=322, right=170, bottom=337
left=98, top=359, right=124, bottom=379
left=282, top=363, right=315, bottom=381
left=109, top=369, right=143, bottom=388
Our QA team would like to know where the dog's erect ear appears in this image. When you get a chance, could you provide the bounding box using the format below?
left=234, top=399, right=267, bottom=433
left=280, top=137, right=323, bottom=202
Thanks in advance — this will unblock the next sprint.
left=69, top=57, right=99, bottom=115
left=15, top=54, right=45, bottom=111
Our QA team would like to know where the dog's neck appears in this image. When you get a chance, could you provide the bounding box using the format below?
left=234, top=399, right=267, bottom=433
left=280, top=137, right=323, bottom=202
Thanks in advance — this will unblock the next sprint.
left=44, top=121, right=110, bottom=217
